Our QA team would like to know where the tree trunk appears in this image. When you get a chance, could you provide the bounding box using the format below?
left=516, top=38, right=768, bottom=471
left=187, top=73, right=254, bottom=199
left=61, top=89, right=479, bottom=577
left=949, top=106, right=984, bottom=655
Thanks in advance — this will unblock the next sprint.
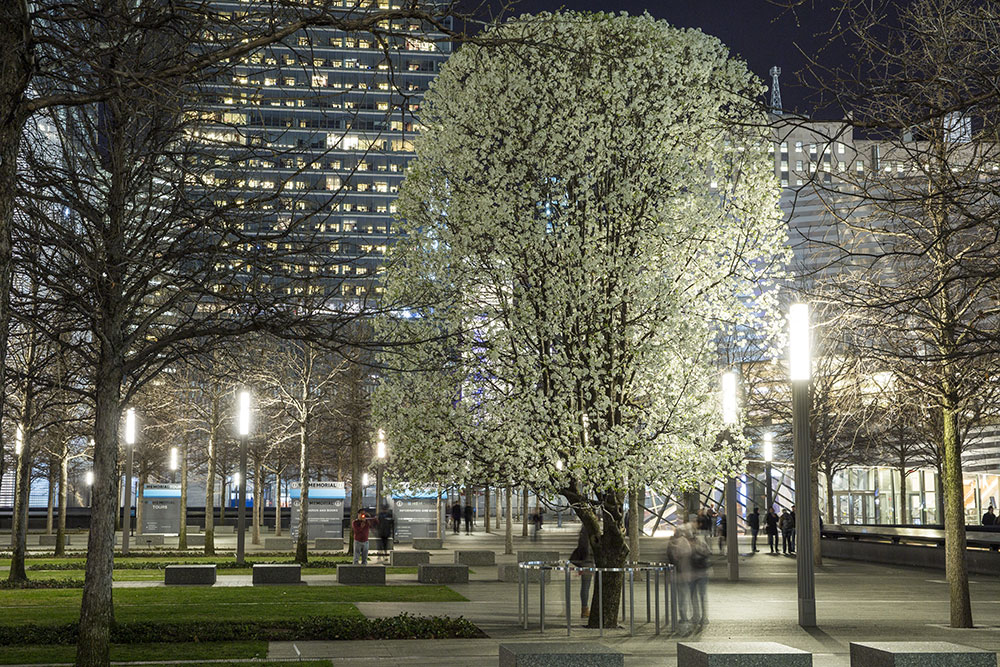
left=295, top=420, right=310, bottom=564
left=484, top=483, right=490, bottom=533
left=941, top=403, right=972, bottom=627
left=204, top=420, right=217, bottom=556
left=899, top=465, right=909, bottom=526
left=274, top=474, right=282, bottom=536
left=628, top=486, right=640, bottom=562
left=178, top=439, right=188, bottom=550
left=114, top=471, right=122, bottom=532
left=349, top=426, right=362, bottom=553
left=825, top=469, right=835, bottom=527
left=135, top=472, right=145, bottom=536
left=569, top=490, right=627, bottom=629
left=46, top=461, right=55, bottom=535
left=522, top=485, right=529, bottom=537
left=56, top=446, right=69, bottom=556
left=76, top=360, right=124, bottom=667
left=8, top=421, right=32, bottom=583
left=252, top=456, right=262, bottom=545
left=504, top=486, right=513, bottom=554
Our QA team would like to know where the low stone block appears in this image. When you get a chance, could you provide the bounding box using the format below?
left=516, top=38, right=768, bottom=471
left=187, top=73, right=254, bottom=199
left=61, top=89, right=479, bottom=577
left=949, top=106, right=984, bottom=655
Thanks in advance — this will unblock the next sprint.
left=678, top=642, right=812, bottom=667
left=499, top=642, right=624, bottom=667
left=182, top=534, right=205, bottom=547
left=213, top=525, right=235, bottom=534
left=314, top=537, right=344, bottom=551
left=517, top=550, right=560, bottom=563
left=392, top=551, right=431, bottom=566
left=850, top=642, right=996, bottom=667
left=498, top=563, right=551, bottom=583
left=165, top=564, right=216, bottom=585
left=38, top=535, right=70, bottom=546
left=264, top=537, right=293, bottom=550
left=135, top=534, right=164, bottom=546
left=252, top=563, right=301, bottom=585
left=455, top=550, right=495, bottom=566
left=337, top=564, right=386, bottom=585
left=418, top=564, right=469, bottom=584
left=412, top=537, right=443, bottom=550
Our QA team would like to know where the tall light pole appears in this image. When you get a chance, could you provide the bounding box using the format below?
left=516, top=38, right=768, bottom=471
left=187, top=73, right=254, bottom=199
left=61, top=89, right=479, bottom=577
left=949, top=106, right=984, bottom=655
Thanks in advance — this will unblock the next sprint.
left=722, top=370, right=739, bottom=582
left=123, top=408, right=136, bottom=555
left=789, top=302, right=816, bottom=627
left=375, top=429, right=386, bottom=513
left=763, top=432, right=774, bottom=513
left=236, top=390, right=251, bottom=565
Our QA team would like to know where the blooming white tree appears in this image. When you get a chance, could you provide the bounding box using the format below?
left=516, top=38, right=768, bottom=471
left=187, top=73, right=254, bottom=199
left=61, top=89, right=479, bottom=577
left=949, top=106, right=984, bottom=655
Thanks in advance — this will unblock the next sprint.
left=375, top=11, right=787, bottom=625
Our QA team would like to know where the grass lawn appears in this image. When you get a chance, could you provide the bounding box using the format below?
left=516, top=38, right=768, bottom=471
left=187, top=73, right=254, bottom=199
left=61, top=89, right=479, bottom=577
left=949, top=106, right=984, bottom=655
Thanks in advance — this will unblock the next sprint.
left=1, top=585, right=466, bottom=626
left=0, top=641, right=269, bottom=665
left=23, top=565, right=418, bottom=580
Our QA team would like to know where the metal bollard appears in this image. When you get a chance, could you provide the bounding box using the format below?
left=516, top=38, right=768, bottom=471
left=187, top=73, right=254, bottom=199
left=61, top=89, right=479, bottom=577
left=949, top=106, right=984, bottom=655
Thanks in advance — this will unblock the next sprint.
left=654, top=569, right=661, bottom=635
left=669, top=567, right=677, bottom=633
left=629, top=569, right=635, bottom=636
left=523, top=566, right=530, bottom=630
left=518, top=565, right=523, bottom=626
left=539, top=567, right=545, bottom=633
left=565, top=565, right=571, bottom=636
left=646, top=572, right=651, bottom=623
left=598, top=569, right=604, bottom=637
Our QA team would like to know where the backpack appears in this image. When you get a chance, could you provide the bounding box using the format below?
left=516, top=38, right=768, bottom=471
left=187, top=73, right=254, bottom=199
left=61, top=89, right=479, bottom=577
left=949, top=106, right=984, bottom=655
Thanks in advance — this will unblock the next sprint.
left=690, top=541, right=710, bottom=570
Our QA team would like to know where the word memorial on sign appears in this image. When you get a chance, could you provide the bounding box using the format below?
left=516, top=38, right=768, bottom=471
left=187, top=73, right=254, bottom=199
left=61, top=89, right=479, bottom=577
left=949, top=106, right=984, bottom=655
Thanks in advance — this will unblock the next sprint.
left=141, top=484, right=182, bottom=534
left=291, top=481, right=346, bottom=540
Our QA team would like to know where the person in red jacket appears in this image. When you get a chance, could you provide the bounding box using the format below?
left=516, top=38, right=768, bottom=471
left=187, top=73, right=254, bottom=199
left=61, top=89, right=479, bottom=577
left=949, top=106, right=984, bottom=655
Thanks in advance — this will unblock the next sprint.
left=352, top=509, right=378, bottom=565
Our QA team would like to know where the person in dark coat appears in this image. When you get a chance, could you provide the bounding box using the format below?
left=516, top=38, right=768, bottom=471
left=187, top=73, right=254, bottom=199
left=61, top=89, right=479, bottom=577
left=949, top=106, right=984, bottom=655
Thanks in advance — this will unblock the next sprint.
left=718, top=512, right=727, bottom=554
left=748, top=507, right=761, bottom=553
left=451, top=501, right=462, bottom=534
left=376, top=504, right=394, bottom=559
left=983, top=506, right=996, bottom=526
left=570, top=525, right=594, bottom=618
left=463, top=501, right=474, bottom=535
left=765, top=508, right=779, bottom=553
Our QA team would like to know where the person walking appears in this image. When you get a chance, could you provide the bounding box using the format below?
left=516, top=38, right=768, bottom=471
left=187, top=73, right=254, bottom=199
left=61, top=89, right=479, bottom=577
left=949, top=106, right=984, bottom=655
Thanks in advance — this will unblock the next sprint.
left=778, top=508, right=792, bottom=555
left=717, top=512, right=727, bottom=554
left=688, top=528, right=711, bottom=627
left=531, top=506, right=544, bottom=541
left=351, top=509, right=377, bottom=565
left=570, top=524, right=594, bottom=619
left=667, top=525, right=694, bottom=627
left=376, top=504, right=394, bottom=561
left=748, top=507, right=761, bottom=553
left=982, top=506, right=996, bottom=526
left=451, top=501, right=462, bottom=534
left=765, top=507, right=779, bottom=554
left=463, top=501, right=474, bottom=535
left=788, top=505, right=797, bottom=553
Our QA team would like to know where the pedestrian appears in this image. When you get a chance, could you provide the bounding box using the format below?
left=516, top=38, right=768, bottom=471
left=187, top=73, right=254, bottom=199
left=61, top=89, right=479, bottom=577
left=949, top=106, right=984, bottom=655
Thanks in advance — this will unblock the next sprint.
left=779, top=508, right=792, bottom=554
left=748, top=506, right=761, bottom=553
left=451, top=501, right=462, bottom=534
left=983, top=506, right=996, bottom=526
left=788, top=505, right=797, bottom=553
left=376, top=503, right=394, bottom=560
left=667, top=525, right=694, bottom=627
left=532, top=506, right=544, bottom=541
left=351, top=509, right=377, bottom=565
left=687, top=527, right=711, bottom=627
left=765, top=507, right=779, bottom=554
left=463, top=501, right=474, bottom=535
left=717, top=512, right=727, bottom=554
left=696, top=509, right=712, bottom=548
left=570, top=524, right=594, bottom=619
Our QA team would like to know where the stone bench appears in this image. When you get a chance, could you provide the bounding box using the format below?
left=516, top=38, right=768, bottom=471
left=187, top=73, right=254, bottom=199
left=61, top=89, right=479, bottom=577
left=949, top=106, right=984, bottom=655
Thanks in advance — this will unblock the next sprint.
left=517, top=550, right=560, bottom=563
left=213, top=525, right=235, bottom=533
left=499, top=642, right=624, bottom=667
left=183, top=534, right=205, bottom=547
left=678, top=642, right=812, bottom=667
left=455, top=550, right=495, bottom=566
left=314, top=537, right=344, bottom=551
left=418, top=563, right=469, bottom=584
left=412, top=537, right=443, bottom=550
left=392, top=551, right=431, bottom=566
left=498, top=563, right=550, bottom=583
left=252, top=563, right=301, bottom=585
left=135, top=534, right=165, bottom=546
left=850, top=642, right=996, bottom=667
left=264, top=537, right=293, bottom=550
left=337, top=564, right=386, bottom=585
left=164, top=564, right=217, bottom=585
left=38, top=535, right=70, bottom=546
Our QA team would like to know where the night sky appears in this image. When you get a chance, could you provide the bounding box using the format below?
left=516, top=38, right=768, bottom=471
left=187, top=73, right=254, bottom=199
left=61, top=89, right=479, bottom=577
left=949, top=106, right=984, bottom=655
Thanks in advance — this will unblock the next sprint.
left=480, top=0, right=844, bottom=113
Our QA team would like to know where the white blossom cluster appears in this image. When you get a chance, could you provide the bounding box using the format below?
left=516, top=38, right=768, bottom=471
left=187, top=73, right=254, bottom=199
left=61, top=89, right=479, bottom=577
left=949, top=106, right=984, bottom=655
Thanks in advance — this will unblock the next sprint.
left=374, top=12, right=788, bottom=498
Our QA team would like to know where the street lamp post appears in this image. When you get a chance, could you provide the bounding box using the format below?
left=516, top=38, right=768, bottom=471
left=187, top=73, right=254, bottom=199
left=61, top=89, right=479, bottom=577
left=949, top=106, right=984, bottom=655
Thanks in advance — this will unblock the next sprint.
left=764, top=432, right=774, bottom=512
left=375, top=429, right=386, bottom=512
left=722, top=371, right=739, bottom=582
left=789, top=303, right=816, bottom=627
left=236, top=390, right=251, bottom=565
left=123, top=408, right=136, bottom=555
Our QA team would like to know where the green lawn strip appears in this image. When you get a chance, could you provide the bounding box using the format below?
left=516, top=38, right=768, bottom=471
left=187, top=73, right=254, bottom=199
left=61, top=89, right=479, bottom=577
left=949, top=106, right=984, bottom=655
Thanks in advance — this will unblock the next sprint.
left=0, top=641, right=267, bottom=665
left=1, top=585, right=466, bottom=626
left=24, top=565, right=418, bottom=581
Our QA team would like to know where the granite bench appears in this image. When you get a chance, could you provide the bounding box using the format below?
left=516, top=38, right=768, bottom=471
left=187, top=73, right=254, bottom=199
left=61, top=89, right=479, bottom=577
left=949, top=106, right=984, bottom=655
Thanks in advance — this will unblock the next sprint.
left=164, top=564, right=217, bottom=585
left=678, top=642, right=812, bottom=667
left=337, top=564, right=386, bottom=585
left=135, top=534, right=165, bottom=546
left=38, top=534, right=70, bottom=546
left=314, top=537, right=344, bottom=551
left=850, top=642, right=996, bottom=667
left=499, top=642, right=624, bottom=667
left=264, top=537, right=293, bottom=550
left=183, top=534, right=205, bottom=547
left=392, top=550, right=431, bottom=566
left=252, top=563, right=301, bottom=585
left=418, top=563, right=469, bottom=584
left=412, top=537, right=443, bottom=550
left=498, top=563, right=551, bottom=583
left=455, top=550, right=495, bottom=566
left=517, top=550, right=560, bottom=563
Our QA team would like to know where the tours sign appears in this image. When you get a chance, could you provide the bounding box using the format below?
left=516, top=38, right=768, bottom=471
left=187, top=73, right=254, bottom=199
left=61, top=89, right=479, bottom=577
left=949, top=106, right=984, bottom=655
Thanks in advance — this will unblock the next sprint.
left=290, top=481, right=345, bottom=540
left=141, top=483, right=181, bottom=534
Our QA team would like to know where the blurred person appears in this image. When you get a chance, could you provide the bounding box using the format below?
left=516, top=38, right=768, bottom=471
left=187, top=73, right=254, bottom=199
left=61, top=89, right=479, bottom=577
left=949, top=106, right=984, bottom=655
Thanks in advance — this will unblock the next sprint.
left=748, top=506, right=761, bottom=553
left=570, top=524, right=594, bottom=618
left=351, top=509, right=377, bottom=565
left=765, top=507, right=779, bottom=554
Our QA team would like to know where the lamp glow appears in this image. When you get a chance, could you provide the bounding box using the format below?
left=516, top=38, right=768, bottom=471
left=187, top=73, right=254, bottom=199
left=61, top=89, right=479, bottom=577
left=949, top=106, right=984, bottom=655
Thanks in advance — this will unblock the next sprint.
left=789, top=303, right=811, bottom=381
left=232, top=472, right=240, bottom=486
left=14, top=424, right=23, bottom=456
left=125, top=408, right=136, bottom=445
left=85, top=470, right=94, bottom=486
left=362, top=473, right=370, bottom=487
left=169, top=447, right=178, bottom=471
left=376, top=429, right=386, bottom=459
left=238, top=390, right=251, bottom=436
left=763, top=432, right=774, bottom=463
left=721, top=371, right=738, bottom=425
left=555, top=459, right=564, bottom=471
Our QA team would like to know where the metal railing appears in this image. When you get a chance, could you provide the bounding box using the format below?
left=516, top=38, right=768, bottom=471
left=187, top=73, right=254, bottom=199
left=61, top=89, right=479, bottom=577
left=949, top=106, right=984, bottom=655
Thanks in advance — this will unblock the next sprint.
left=517, top=560, right=677, bottom=637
